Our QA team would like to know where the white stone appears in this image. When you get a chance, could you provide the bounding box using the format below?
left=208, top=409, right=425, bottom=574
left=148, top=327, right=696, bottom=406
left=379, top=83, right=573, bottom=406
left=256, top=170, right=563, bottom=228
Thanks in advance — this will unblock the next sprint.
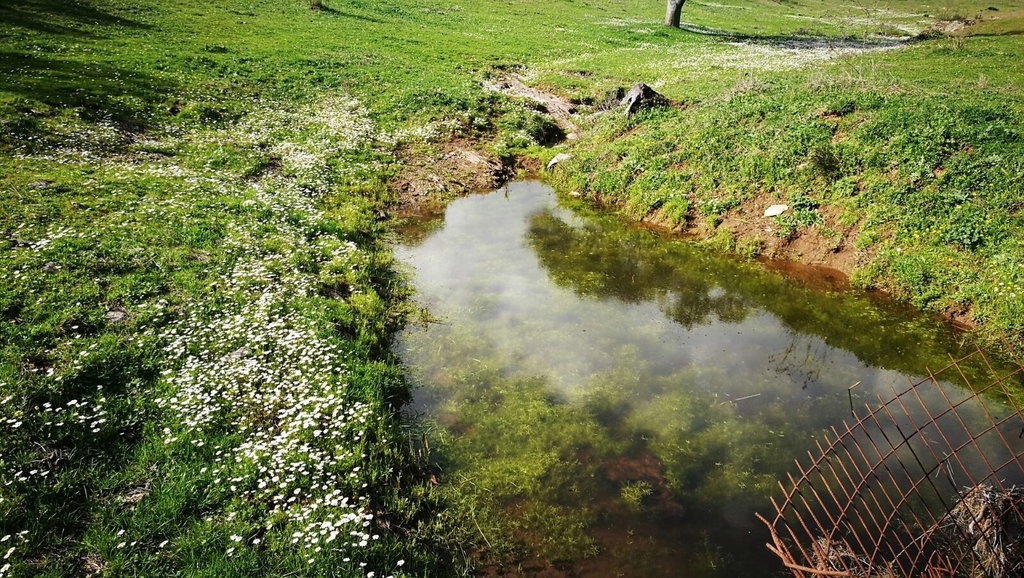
left=764, top=204, right=789, bottom=217
left=546, top=153, right=572, bottom=170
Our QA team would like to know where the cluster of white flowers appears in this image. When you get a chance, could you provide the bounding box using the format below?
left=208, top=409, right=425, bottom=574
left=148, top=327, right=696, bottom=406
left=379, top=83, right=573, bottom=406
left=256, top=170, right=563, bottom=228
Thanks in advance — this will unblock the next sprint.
left=136, top=162, right=192, bottom=179
left=272, top=142, right=326, bottom=177
left=390, top=117, right=466, bottom=144
left=546, top=32, right=906, bottom=88
left=146, top=98, right=405, bottom=574
left=598, top=17, right=648, bottom=27
left=2, top=94, right=406, bottom=576
left=789, top=11, right=925, bottom=36
left=655, top=41, right=902, bottom=73
left=200, top=96, right=383, bottom=186
left=0, top=532, right=29, bottom=578
left=27, top=225, right=74, bottom=252
left=1, top=376, right=109, bottom=489
left=9, top=113, right=129, bottom=163
left=38, top=397, right=108, bottom=434
left=317, top=97, right=378, bottom=145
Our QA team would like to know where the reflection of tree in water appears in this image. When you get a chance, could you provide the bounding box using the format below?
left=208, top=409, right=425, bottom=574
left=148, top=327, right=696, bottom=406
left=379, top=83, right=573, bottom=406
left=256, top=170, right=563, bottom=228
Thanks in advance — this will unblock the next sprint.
left=527, top=210, right=751, bottom=329
left=526, top=207, right=994, bottom=381
left=396, top=189, right=1023, bottom=576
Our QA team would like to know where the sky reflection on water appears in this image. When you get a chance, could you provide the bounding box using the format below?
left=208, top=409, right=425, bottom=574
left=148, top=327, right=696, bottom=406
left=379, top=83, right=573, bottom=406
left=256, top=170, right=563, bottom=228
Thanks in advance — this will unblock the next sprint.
left=394, top=181, right=1015, bottom=577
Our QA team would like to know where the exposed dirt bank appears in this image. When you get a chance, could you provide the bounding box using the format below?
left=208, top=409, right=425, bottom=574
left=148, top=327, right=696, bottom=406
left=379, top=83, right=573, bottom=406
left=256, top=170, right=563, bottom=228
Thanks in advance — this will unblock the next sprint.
left=643, top=196, right=866, bottom=278
left=390, top=139, right=506, bottom=209
left=485, top=74, right=580, bottom=139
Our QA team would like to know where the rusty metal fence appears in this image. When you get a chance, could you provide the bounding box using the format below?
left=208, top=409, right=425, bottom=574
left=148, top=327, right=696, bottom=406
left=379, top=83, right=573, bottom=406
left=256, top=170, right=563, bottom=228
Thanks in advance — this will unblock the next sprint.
left=759, top=347, right=1024, bottom=578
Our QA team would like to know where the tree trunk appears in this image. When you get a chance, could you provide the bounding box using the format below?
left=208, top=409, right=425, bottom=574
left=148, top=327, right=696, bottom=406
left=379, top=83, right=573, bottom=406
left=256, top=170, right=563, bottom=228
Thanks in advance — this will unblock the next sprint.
left=664, top=0, right=685, bottom=27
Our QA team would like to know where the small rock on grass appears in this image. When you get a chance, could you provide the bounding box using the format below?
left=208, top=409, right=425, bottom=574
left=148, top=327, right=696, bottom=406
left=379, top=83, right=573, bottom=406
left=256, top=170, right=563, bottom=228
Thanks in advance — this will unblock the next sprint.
left=621, top=83, right=669, bottom=116
left=764, top=204, right=788, bottom=217
left=104, top=310, right=127, bottom=323
left=546, top=153, right=572, bottom=170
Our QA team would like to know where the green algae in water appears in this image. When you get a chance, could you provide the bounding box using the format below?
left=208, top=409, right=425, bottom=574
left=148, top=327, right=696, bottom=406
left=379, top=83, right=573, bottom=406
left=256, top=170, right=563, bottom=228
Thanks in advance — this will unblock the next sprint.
left=394, top=181, right=1021, bottom=576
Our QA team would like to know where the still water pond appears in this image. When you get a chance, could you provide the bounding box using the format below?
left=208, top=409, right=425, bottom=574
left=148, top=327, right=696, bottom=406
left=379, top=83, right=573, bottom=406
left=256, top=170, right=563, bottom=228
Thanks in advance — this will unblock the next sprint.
left=394, top=181, right=994, bottom=577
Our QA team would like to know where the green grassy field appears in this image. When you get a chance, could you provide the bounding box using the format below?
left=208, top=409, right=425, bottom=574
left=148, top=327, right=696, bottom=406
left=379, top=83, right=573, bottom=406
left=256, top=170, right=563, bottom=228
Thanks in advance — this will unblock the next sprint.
left=2, top=0, right=1023, bottom=575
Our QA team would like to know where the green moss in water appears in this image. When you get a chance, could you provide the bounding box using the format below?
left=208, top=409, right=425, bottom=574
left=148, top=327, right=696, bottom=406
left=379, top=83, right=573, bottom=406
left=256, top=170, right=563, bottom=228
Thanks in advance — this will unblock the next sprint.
left=394, top=182, right=1021, bottom=575
left=620, top=481, right=653, bottom=511
left=428, top=371, right=622, bottom=564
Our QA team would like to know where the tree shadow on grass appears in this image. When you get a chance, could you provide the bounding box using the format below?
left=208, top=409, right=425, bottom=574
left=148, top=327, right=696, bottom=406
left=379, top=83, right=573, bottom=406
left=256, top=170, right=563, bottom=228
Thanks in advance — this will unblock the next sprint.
left=0, top=0, right=172, bottom=141
left=0, top=0, right=151, bottom=39
left=0, top=3, right=176, bottom=145
left=0, top=50, right=176, bottom=147
left=311, top=3, right=385, bottom=24
left=678, top=22, right=914, bottom=50
left=0, top=51, right=170, bottom=112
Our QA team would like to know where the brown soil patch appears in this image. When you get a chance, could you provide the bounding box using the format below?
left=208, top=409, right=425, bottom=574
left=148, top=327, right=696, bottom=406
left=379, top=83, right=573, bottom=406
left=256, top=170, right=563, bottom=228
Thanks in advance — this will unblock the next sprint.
left=942, top=304, right=976, bottom=331
left=927, top=18, right=977, bottom=35
left=759, top=260, right=851, bottom=293
left=783, top=230, right=859, bottom=273
left=640, top=197, right=978, bottom=327
left=82, top=553, right=106, bottom=577
left=120, top=481, right=151, bottom=505
left=637, top=206, right=684, bottom=232
left=516, top=155, right=543, bottom=175
left=390, top=140, right=505, bottom=209
left=684, top=197, right=867, bottom=277
left=392, top=73, right=574, bottom=210
left=588, top=189, right=868, bottom=284
left=602, top=453, right=685, bottom=518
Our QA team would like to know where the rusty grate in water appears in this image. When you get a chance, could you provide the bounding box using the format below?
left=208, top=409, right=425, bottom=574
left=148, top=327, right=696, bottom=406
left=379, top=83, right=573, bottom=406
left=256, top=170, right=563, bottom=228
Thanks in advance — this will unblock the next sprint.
left=759, top=347, right=1024, bottom=578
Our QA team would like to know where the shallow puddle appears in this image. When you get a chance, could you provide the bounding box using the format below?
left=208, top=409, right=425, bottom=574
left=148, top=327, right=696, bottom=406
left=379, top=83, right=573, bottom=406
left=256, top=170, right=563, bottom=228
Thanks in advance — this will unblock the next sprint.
left=393, top=181, right=1019, bottom=577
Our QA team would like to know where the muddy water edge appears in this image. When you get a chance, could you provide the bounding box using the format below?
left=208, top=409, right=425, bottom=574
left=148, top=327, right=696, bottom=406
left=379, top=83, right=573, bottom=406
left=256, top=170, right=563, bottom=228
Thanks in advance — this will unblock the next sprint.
left=391, top=181, right=1018, bottom=577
